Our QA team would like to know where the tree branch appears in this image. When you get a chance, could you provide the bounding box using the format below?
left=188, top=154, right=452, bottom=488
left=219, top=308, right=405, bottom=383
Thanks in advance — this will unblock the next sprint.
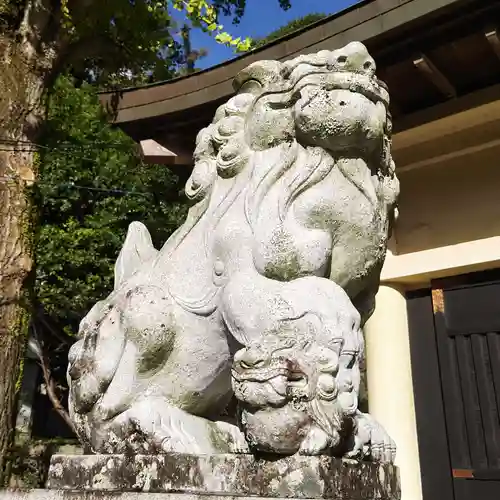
left=35, top=309, right=72, bottom=346
left=17, top=0, right=60, bottom=60
left=31, top=326, right=75, bottom=434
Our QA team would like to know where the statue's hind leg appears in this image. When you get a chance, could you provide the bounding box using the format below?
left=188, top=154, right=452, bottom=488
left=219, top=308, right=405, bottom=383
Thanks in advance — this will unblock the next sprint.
left=96, top=307, right=245, bottom=454
left=135, top=306, right=238, bottom=418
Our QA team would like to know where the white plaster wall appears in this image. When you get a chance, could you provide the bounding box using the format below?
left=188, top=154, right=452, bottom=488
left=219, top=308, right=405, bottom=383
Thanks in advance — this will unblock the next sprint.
left=395, top=145, right=500, bottom=256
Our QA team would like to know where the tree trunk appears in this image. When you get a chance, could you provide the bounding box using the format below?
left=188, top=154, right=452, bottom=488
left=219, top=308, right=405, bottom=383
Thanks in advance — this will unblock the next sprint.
left=0, top=38, right=46, bottom=483
left=0, top=141, right=40, bottom=484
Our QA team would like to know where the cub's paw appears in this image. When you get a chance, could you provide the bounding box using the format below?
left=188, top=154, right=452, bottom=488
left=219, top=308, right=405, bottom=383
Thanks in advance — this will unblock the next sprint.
left=299, top=426, right=330, bottom=456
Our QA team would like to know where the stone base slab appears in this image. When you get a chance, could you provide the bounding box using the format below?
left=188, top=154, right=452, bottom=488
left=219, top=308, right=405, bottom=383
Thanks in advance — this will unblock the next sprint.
left=3, top=492, right=401, bottom=500
left=46, top=454, right=400, bottom=499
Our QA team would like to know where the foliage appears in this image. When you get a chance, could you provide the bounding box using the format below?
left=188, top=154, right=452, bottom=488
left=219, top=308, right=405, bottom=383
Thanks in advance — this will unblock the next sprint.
left=35, top=75, right=188, bottom=337
left=0, top=0, right=292, bottom=89
left=251, top=12, right=325, bottom=49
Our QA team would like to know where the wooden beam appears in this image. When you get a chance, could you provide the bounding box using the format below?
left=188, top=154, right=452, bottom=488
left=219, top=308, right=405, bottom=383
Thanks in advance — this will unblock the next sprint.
left=394, top=84, right=500, bottom=134
left=397, top=137, right=500, bottom=173
left=139, top=139, right=192, bottom=166
left=413, top=54, right=457, bottom=99
left=485, top=28, right=500, bottom=61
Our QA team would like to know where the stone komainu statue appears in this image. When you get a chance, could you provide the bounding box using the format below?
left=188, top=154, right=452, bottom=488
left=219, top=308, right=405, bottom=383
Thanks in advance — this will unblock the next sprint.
left=67, top=42, right=399, bottom=463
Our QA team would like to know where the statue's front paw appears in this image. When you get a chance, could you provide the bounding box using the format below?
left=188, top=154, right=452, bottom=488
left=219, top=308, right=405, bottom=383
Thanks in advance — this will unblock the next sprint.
left=369, top=420, right=396, bottom=463
left=353, top=413, right=396, bottom=463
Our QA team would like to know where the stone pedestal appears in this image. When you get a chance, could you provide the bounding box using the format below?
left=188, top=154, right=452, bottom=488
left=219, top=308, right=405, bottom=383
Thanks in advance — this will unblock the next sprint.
left=44, top=454, right=400, bottom=499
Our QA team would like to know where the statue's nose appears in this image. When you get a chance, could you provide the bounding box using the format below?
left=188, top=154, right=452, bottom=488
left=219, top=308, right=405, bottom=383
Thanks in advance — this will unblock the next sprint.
left=331, top=42, right=376, bottom=76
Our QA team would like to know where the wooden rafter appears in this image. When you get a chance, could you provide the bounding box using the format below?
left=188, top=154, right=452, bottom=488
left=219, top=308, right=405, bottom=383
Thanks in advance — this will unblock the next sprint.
left=413, top=53, right=457, bottom=99
left=485, top=28, right=500, bottom=61
left=139, top=139, right=192, bottom=166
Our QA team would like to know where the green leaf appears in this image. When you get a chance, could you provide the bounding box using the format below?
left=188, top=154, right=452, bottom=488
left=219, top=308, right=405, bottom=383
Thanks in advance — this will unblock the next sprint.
left=215, top=31, right=233, bottom=45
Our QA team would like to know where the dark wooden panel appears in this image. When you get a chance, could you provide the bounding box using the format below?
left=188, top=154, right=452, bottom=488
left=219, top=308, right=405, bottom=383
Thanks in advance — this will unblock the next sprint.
left=443, top=282, right=500, bottom=335
left=454, top=478, right=500, bottom=500
left=430, top=270, right=500, bottom=500
left=471, top=335, right=500, bottom=468
left=406, top=290, right=455, bottom=500
left=455, top=336, right=488, bottom=469
left=434, top=308, right=472, bottom=469
left=487, top=333, right=500, bottom=417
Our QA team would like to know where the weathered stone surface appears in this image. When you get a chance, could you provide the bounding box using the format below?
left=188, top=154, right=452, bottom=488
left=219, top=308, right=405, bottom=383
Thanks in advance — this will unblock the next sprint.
left=46, top=454, right=399, bottom=499
left=66, top=41, right=399, bottom=460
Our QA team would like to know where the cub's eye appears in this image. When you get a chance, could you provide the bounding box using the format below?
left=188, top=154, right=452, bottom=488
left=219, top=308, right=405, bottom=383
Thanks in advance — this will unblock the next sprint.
left=240, top=359, right=265, bottom=369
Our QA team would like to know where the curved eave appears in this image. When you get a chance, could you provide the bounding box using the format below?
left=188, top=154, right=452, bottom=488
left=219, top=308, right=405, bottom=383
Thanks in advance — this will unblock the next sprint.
left=99, top=0, right=461, bottom=138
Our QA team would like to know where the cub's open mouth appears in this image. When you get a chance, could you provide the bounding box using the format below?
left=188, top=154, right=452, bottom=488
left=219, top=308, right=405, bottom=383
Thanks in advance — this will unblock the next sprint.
left=232, top=364, right=309, bottom=392
left=232, top=365, right=290, bottom=383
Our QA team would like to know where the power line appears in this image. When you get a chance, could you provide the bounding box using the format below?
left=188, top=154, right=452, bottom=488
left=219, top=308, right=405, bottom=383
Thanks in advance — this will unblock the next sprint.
left=0, top=144, right=136, bottom=168
left=0, top=176, right=153, bottom=197
left=0, top=137, right=139, bottom=152
left=0, top=138, right=180, bottom=198
left=0, top=137, right=146, bottom=169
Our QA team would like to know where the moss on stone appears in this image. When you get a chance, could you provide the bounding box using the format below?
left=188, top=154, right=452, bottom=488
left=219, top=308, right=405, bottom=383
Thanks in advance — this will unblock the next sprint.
left=208, top=425, right=232, bottom=454
left=264, top=251, right=303, bottom=282
left=137, top=334, right=175, bottom=374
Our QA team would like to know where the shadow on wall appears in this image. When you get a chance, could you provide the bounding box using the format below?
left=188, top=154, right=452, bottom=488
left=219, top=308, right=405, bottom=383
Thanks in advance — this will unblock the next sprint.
left=393, top=146, right=500, bottom=255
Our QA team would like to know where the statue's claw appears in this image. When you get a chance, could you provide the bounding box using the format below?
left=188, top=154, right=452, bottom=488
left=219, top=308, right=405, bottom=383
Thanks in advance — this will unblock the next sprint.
left=351, top=412, right=396, bottom=464
left=215, top=421, right=250, bottom=454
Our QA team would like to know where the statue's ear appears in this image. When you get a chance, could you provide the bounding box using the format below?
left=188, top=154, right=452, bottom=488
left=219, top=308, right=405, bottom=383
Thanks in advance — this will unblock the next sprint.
left=114, top=222, right=158, bottom=289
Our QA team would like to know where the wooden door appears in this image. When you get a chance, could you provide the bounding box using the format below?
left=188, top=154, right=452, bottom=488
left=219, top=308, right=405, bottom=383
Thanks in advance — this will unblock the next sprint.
left=407, top=269, right=500, bottom=500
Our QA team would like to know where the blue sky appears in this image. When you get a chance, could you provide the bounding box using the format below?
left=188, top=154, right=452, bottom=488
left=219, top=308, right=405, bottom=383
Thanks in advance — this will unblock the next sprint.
left=187, top=0, right=362, bottom=69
